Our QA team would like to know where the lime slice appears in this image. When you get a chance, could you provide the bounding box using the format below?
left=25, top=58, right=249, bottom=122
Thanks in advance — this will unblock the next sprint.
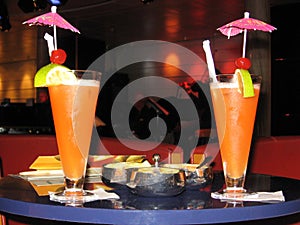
left=234, top=69, right=255, bottom=98
left=34, top=64, right=76, bottom=87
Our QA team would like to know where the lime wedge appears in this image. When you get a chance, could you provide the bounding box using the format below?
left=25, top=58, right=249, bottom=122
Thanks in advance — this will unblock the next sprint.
left=234, top=69, right=255, bottom=98
left=34, top=64, right=76, bottom=87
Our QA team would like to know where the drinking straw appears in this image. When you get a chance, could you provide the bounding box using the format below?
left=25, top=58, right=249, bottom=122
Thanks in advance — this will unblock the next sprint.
left=202, top=40, right=217, bottom=83
left=44, top=33, right=54, bottom=57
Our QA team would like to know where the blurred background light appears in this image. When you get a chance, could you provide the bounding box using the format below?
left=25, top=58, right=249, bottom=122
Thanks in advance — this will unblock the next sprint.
left=17, top=0, right=48, bottom=13
left=47, top=0, right=68, bottom=6
left=0, top=0, right=11, bottom=31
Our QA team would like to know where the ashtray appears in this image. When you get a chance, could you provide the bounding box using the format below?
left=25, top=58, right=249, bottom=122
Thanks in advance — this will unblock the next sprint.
left=163, top=163, right=213, bottom=190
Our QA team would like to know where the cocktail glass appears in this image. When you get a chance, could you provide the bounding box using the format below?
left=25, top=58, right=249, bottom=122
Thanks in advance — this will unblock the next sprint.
left=210, top=74, right=261, bottom=197
left=48, top=70, right=100, bottom=205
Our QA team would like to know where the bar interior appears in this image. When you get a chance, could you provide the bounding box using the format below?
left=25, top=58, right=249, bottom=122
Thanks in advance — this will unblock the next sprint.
left=0, top=0, right=299, bottom=225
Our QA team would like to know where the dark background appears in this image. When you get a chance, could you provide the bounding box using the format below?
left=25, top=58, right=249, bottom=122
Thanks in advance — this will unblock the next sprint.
left=271, top=3, right=300, bottom=135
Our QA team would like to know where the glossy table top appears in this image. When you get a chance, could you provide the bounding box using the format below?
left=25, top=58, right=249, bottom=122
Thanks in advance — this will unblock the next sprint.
left=0, top=173, right=299, bottom=225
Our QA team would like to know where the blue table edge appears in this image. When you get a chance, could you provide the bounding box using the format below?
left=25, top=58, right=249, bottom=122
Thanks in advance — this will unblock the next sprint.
left=1, top=197, right=299, bottom=225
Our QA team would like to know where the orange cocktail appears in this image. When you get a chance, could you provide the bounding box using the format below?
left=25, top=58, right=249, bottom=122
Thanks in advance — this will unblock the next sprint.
left=210, top=74, right=261, bottom=193
left=49, top=70, right=100, bottom=200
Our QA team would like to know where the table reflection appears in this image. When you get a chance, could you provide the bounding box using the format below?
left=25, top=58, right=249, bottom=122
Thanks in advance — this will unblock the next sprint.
left=1, top=172, right=300, bottom=210
left=84, top=189, right=211, bottom=210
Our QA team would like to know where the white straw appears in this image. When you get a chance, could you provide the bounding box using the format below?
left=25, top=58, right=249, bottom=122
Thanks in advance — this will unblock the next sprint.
left=44, top=33, right=54, bottom=57
left=202, top=40, right=217, bottom=83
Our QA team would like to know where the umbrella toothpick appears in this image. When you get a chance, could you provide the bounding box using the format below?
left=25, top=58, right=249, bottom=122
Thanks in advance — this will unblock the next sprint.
left=51, top=6, right=58, bottom=50
left=54, top=24, right=57, bottom=50
left=242, top=29, right=247, bottom=58
left=217, top=11, right=276, bottom=58
left=22, top=4, right=80, bottom=53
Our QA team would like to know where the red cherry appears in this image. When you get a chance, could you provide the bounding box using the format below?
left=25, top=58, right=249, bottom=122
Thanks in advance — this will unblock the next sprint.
left=235, top=57, right=251, bottom=70
left=50, top=49, right=67, bottom=64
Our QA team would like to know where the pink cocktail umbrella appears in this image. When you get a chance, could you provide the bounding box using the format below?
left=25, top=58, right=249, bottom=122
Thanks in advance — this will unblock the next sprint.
left=217, top=12, right=276, bottom=57
left=23, top=6, right=80, bottom=51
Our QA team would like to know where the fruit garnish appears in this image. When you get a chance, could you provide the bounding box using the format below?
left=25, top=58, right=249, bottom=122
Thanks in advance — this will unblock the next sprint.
left=235, top=57, right=251, bottom=70
left=34, top=63, right=76, bottom=87
left=50, top=49, right=67, bottom=64
left=234, top=69, right=255, bottom=98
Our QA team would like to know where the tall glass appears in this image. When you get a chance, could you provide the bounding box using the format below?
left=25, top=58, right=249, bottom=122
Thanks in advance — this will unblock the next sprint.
left=48, top=70, right=100, bottom=205
left=210, top=74, right=261, bottom=197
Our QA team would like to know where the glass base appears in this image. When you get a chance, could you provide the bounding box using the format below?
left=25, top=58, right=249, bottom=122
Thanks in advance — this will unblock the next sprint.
left=49, top=190, right=98, bottom=206
left=223, top=188, right=247, bottom=197
left=211, top=189, right=256, bottom=203
left=224, top=175, right=245, bottom=190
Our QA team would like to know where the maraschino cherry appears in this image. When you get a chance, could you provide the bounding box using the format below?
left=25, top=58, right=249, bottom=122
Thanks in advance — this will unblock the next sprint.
left=235, top=57, right=251, bottom=70
left=50, top=49, right=67, bottom=65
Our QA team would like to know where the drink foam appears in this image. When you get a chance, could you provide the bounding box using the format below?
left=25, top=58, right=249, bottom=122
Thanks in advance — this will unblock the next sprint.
left=210, top=82, right=260, bottom=89
left=77, top=79, right=100, bottom=87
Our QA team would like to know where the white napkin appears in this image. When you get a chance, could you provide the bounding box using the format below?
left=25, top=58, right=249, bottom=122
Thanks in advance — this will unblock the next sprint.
left=90, top=188, right=120, bottom=200
left=49, top=188, right=119, bottom=204
left=211, top=191, right=285, bottom=203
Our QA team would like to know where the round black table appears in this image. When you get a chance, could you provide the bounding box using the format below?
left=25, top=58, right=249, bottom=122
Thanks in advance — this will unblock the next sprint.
left=0, top=173, right=299, bottom=225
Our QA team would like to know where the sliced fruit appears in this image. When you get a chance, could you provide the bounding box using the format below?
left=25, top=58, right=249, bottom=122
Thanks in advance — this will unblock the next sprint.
left=46, top=68, right=77, bottom=86
left=34, top=63, right=76, bottom=87
left=234, top=69, right=255, bottom=98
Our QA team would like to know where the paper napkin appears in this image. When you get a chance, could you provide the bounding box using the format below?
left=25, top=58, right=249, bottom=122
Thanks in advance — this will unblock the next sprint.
left=211, top=190, right=285, bottom=203
left=90, top=188, right=120, bottom=200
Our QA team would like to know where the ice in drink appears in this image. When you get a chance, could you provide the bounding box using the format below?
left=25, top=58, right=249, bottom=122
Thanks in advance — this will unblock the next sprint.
left=210, top=75, right=260, bottom=192
left=49, top=79, right=100, bottom=193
